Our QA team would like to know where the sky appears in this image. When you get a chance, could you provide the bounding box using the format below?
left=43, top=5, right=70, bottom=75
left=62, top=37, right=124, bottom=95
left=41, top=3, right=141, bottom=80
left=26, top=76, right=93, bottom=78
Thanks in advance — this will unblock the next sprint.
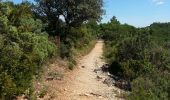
left=102, top=0, right=170, bottom=27
left=13, top=0, right=170, bottom=27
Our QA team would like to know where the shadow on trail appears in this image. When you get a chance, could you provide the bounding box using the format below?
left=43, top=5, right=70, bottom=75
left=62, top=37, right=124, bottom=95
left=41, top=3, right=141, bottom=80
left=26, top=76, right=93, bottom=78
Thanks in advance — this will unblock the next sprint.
left=95, top=62, right=132, bottom=91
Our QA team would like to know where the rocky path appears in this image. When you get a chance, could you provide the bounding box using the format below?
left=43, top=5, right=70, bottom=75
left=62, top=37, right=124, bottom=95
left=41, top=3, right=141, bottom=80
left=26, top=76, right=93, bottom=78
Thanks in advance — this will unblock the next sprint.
left=56, top=41, right=123, bottom=100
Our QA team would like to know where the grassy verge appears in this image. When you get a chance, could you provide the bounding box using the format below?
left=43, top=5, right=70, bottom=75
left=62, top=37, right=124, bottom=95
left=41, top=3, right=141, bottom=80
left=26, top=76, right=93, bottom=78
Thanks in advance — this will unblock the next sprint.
left=72, top=40, right=97, bottom=57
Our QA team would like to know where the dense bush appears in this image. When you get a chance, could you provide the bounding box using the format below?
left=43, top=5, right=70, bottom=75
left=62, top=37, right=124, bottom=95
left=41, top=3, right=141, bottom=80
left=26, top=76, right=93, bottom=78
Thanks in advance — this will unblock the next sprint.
left=102, top=17, right=170, bottom=99
left=0, top=0, right=103, bottom=99
left=59, top=22, right=98, bottom=59
left=0, top=2, right=56, bottom=99
left=128, top=68, right=170, bottom=100
left=68, top=25, right=95, bottom=49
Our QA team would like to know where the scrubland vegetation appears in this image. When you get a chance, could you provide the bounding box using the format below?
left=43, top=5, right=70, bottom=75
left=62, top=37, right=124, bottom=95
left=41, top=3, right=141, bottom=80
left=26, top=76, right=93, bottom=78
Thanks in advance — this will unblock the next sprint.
left=101, top=17, right=170, bottom=99
left=0, top=0, right=169, bottom=100
left=0, top=0, right=103, bottom=99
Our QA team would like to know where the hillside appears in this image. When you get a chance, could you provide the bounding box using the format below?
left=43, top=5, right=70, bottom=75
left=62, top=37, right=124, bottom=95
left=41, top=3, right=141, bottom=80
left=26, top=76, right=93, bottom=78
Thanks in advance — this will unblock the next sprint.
left=0, top=0, right=170, bottom=100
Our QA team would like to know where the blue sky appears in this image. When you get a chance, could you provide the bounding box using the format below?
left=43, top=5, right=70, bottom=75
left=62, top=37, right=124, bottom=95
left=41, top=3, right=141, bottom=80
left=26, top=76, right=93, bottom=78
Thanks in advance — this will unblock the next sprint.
left=13, top=0, right=170, bottom=27
left=102, top=0, right=170, bottom=27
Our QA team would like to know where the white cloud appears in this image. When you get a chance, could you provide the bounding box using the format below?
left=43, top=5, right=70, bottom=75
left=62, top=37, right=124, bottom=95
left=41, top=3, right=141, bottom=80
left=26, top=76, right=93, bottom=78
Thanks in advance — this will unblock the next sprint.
left=152, top=0, right=165, bottom=5
left=156, top=1, right=164, bottom=5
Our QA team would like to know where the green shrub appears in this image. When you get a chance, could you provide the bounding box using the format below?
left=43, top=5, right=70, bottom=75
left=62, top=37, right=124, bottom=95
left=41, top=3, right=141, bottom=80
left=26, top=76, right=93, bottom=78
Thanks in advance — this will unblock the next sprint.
left=67, top=57, right=76, bottom=70
left=0, top=35, right=4, bottom=49
left=0, top=2, right=57, bottom=98
left=38, top=85, right=48, bottom=98
left=60, top=42, right=71, bottom=58
left=47, top=71, right=64, bottom=80
left=0, top=32, right=57, bottom=98
left=128, top=70, right=170, bottom=100
left=68, top=26, right=94, bottom=49
left=127, top=77, right=157, bottom=100
left=68, top=62, right=74, bottom=70
left=102, top=19, right=170, bottom=99
left=0, top=69, right=16, bottom=99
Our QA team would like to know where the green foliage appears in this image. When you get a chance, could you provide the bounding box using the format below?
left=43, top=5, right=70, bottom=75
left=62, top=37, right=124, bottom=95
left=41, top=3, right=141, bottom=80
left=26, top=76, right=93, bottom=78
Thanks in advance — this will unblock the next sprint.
left=0, top=15, right=8, bottom=32
left=34, top=0, right=102, bottom=60
left=0, top=34, right=4, bottom=49
left=33, top=34, right=56, bottom=61
left=0, top=68, right=16, bottom=99
left=18, top=18, right=44, bottom=33
left=59, top=22, right=98, bottom=59
left=47, top=71, right=64, bottom=80
left=35, top=0, right=103, bottom=29
left=67, top=57, right=77, bottom=70
left=0, top=2, right=57, bottom=99
left=102, top=16, right=170, bottom=99
left=1, top=0, right=102, bottom=99
left=128, top=70, right=170, bottom=100
left=150, top=22, right=170, bottom=44
left=38, top=85, right=48, bottom=98
left=0, top=32, right=56, bottom=98
left=127, top=77, right=158, bottom=100
left=68, top=26, right=94, bottom=48
left=60, top=42, right=71, bottom=58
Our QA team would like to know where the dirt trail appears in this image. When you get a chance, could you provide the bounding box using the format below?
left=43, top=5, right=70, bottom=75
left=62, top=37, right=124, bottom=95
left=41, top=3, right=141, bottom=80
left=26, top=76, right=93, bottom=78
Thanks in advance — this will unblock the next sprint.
left=56, top=40, right=123, bottom=100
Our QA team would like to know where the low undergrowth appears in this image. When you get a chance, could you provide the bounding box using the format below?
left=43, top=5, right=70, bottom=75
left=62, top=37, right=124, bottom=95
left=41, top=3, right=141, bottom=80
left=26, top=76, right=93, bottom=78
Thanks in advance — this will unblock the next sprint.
left=102, top=17, right=170, bottom=100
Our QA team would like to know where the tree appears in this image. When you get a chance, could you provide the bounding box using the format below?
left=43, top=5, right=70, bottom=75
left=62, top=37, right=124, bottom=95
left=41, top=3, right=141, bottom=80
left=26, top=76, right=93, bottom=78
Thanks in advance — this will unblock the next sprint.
left=110, top=16, right=120, bottom=24
left=9, top=1, right=33, bottom=25
left=34, top=0, right=104, bottom=36
left=61, top=0, right=103, bottom=27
